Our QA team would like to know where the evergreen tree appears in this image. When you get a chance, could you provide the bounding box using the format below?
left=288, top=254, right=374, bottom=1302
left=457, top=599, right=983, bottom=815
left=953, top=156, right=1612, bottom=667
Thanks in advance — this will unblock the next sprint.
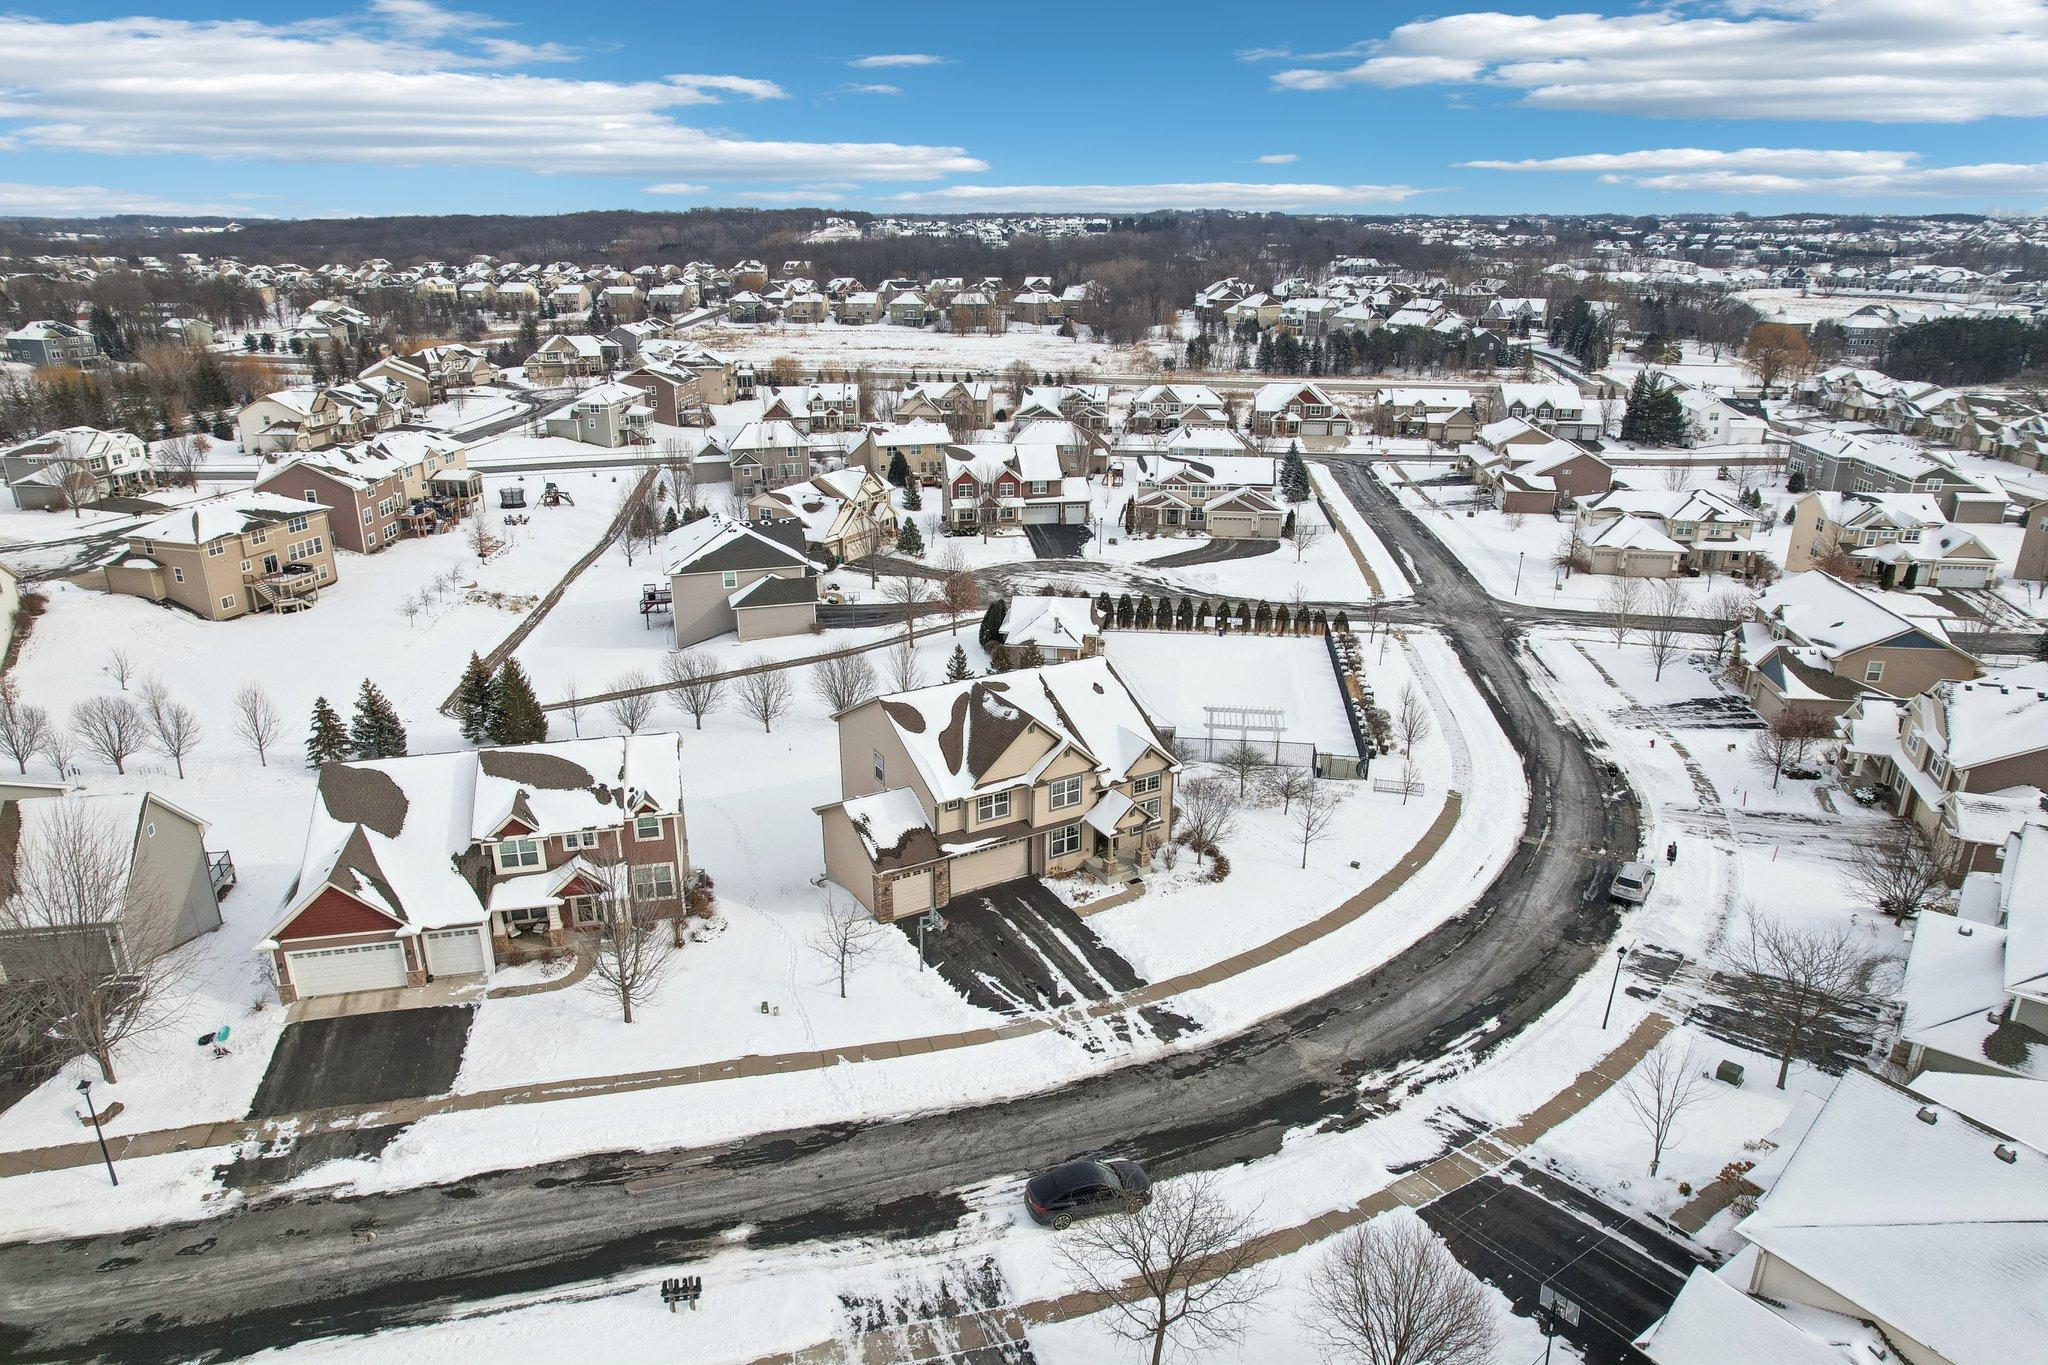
left=306, top=696, right=350, bottom=767
left=662, top=506, right=680, bottom=533
left=349, top=680, right=408, bottom=759
left=895, top=519, right=925, bottom=556
left=488, top=659, right=549, bottom=746
left=904, top=481, right=923, bottom=512
left=454, top=651, right=497, bottom=744
left=1018, top=642, right=1046, bottom=669
left=885, top=451, right=911, bottom=488
left=945, top=644, right=972, bottom=681
left=1787, top=468, right=1806, bottom=494
left=1279, top=444, right=1312, bottom=503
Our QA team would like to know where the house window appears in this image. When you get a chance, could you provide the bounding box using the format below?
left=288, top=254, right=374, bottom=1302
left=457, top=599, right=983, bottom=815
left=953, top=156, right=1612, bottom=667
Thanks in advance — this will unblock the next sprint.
left=305, top=489, right=318, bottom=503
left=1049, top=775, right=1082, bottom=810
left=287, top=515, right=310, bottom=533
left=635, top=815, right=663, bottom=841
left=562, top=830, right=598, bottom=851
left=722, top=570, right=739, bottom=589
left=496, top=837, right=542, bottom=871
left=1864, top=661, right=1885, bottom=684
left=1131, top=772, right=1163, bottom=796
left=632, top=862, right=677, bottom=901
left=219, top=595, right=235, bottom=611
left=171, top=566, right=185, bottom=583
left=206, top=541, right=226, bottom=557
left=975, top=792, right=1012, bottom=823
left=1141, top=797, right=1161, bottom=821
left=1048, top=824, right=1081, bottom=858
left=873, top=751, right=887, bottom=783
left=502, top=905, right=550, bottom=931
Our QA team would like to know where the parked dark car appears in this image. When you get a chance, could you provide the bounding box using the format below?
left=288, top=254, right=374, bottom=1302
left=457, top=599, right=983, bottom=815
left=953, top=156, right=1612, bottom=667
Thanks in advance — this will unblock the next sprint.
left=1024, top=1158, right=1151, bottom=1228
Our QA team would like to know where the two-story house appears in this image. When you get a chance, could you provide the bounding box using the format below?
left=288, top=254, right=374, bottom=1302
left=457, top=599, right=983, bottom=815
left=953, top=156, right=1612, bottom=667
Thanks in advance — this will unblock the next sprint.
left=896, top=380, right=995, bottom=429
left=1785, top=491, right=1998, bottom=590
left=1574, top=488, right=1763, bottom=575
left=522, top=333, right=609, bottom=385
left=543, top=381, right=653, bottom=448
left=1128, top=457, right=1285, bottom=538
left=1739, top=571, right=1982, bottom=725
left=747, top=467, right=895, bottom=563
left=254, top=430, right=479, bottom=553
left=237, top=387, right=353, bottom=455
left=1124, top=384, right=1226, bottom=435
left=1493, top=383, right=1601, bottom=442
left=1, top=427, right=155, bottom=510
left=864, top=420, right=954, bottom=483
left=816, top=658, right=1180, bottom=919
left=4, top=320, right=98, bottom=368
left=1249, top=382, right=1351, bottom=448
left=100, top=490, right=338, bottom=619
left=666, top=515, right=821, bottom=645
left=264, top=737, right=688, bottom=1001
left=940, top=444, right=1091, bottom=530
left=724, top=419, right=811, bottom=497
left=1374, top=388, right=1479, bottom=445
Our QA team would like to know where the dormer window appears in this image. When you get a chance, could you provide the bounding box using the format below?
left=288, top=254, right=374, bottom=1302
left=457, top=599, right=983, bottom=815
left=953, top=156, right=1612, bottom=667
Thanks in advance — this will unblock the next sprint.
left=496, top=837, right=541, bottom=871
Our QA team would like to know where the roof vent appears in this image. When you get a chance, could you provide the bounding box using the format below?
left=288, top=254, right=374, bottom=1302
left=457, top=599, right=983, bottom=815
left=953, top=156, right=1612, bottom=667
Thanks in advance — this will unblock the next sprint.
left=1916, top=1106, right=1939, bottom=1125
left=1958, top=924, right=1974, bottom=936
left=1996, top=1144, right=2019, bottom=1164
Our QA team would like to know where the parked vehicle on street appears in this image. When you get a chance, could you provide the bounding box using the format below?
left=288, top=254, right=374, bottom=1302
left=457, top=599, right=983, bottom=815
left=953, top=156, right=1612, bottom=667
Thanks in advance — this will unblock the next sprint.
left=1024, top=1158, right=1151, bottom=1229
left=1610, top=860, right=1656, bottom=905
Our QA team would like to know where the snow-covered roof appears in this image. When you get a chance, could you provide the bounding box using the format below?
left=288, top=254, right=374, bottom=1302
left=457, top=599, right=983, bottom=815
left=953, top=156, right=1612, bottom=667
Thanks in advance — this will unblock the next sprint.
left=1735, top=1069, right=2048, bottom=1365
left=1753, top=572, right=1957, bottom=660
left=1637, top=1266, right=1850, bottom=1365
left=1000, top=597, right=1099, bottom=652
left=1583, top=516, right=1685, bottom=555
left=1925, top=663, right=2048, bottom=771
left=130, top=490, right=325, bottom=547
left=666, top=515, right=820, bottom=577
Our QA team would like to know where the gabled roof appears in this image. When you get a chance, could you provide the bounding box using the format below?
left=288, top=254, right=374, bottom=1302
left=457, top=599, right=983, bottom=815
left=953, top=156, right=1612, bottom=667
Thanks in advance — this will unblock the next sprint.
left=130, top=490, right=325, bottom=547
left=1753, top=571, right=1964, bottom=661
left=666, top=515, right=820, bottom=577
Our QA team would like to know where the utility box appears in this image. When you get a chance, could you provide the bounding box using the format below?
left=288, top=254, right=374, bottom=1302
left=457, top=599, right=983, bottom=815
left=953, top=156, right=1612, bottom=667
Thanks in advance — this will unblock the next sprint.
left=1715, top=1060, right=1745, bottom=1087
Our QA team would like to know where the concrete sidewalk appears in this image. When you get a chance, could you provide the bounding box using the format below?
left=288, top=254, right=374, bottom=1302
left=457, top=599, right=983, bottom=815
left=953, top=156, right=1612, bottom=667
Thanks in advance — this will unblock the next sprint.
left=0, top=791, right=1467, bottom=1181
left=753, top=1013, right=1676, bottom=1364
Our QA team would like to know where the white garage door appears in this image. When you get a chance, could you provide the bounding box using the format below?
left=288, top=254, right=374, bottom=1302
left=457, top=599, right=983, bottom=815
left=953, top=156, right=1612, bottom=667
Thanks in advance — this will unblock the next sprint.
left=285, top=941, right=407, bottom=998
left=1023, top=504, right=1060, bottom=524
left=952, top=839, right=1030, bottom=895
left=423, top=926, right=488, bottom=977
left=888, top=870, right=933, bottom=920
left=1934, top=565, right=1993, bottom=589
left=1062, top=503, right=1088, bottom=524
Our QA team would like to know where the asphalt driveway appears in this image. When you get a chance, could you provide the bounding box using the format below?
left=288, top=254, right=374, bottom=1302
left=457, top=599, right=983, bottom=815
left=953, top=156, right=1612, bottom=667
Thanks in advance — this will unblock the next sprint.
left=1144, top=537, right=1278, bottom=568
left=1023, top=523, right=1092, bottom=559
left=246, top=1005, right=475, bottom=1120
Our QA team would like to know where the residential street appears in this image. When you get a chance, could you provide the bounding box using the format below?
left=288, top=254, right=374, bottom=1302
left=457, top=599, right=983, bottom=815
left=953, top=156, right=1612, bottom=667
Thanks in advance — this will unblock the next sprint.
left=0, top=459, right=1644, bottom=1362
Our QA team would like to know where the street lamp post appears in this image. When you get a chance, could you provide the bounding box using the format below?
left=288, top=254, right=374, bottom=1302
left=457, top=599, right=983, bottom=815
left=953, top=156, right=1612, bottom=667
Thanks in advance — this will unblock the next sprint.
left=1601, top=943, right=1631, bottom=1030
left=1514, top=550, right=1525, bottom=595
left=75, top=1077, right=118, bottom=1187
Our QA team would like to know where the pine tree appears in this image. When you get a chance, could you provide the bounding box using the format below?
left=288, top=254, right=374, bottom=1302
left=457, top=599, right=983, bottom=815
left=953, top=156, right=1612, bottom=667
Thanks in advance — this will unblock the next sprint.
left=1018, top=642, right=1046, bottom=669
left=895, top=519, right=925, bottom=556
left=886, top=451, right=911, bottom=488
left=454, top=651, right=497, bottom=745
left=662, top=506, right=680, bottom=533
left=488, top=659, right=549, bottom=746
left=904, top=480, right=923, bottom=511
left=1279, top=444, right=1311, bottom=503
left=945, top=644, right=972, bottom=681
left=349, top=680, right=408, bottom=760
left=306, top=696, right=350, bottom=767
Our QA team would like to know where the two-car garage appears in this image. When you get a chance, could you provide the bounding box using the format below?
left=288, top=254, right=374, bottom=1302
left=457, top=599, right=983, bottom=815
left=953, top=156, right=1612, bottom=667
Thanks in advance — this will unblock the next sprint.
left=280, top=941, right=409, bottom=998
left=951, top=837, right=1031, bottom=896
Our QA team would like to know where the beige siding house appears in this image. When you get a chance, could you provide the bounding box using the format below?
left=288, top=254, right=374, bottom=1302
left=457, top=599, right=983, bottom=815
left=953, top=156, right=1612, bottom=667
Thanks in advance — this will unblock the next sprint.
left=665, top=516, right=822, bottom=646
left=99, top=491, right=338, bottom=620
left=817, top=658, right=1179, bottom=920
left=1738, top=572, right=1981, bottom=725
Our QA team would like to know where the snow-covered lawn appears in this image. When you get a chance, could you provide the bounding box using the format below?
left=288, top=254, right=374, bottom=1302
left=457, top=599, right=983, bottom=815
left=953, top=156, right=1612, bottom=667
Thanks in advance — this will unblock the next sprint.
left=691, top=320, right=1121, bottom=375
left=1105, top=632, right=1355, bottom=757
left=1309, top=461, right=1413, bottom=599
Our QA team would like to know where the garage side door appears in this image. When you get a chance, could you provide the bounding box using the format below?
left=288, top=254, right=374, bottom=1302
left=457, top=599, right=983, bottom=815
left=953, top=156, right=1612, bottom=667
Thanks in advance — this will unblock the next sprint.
left=285, top=941, right=407, bottom=998
left=951, top=839, right=1030, bottom=896
left=423, top=926, right=488, bottom=977
left=888, top=870, right=933, bottom=921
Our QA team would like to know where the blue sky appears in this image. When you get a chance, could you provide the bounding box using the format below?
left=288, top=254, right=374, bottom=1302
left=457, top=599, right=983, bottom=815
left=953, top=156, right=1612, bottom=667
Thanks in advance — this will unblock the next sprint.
left=1, top=0, right=2044, bottom=219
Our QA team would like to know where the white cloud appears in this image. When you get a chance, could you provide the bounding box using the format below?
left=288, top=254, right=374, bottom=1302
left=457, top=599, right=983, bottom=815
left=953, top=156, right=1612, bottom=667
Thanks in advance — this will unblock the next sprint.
left=1253, top=153, right=1300, bottom=165
left=831, top=83, right=903, bottom=96
left=1468, top=145, right=2048, bottom=197
left=849, top=53, right=949, bottom=68
left=0, top=181, right=261, bottom=216
left=642, top=182, right=708, bottom=195
left=1272, top=0, right=2048, bottom=121
left=367, top=0, right=498, bottom=40
left=880, top=182, right=1426, bottom=211
left=0, top=13, right=982, bottom=182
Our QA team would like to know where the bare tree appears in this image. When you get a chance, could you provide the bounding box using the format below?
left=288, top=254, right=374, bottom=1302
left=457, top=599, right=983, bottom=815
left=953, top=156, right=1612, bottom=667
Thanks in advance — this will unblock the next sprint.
left=561, top=677, right=587, bottom=737
left=105, top=649, right=135, bottom=692
left=885, top=574, right=936, bottom=643
left=1300, top=1212, right=1497, bottom=1365
left=604, top=672, right=656, bottom=734
left=1266, top=767, right=1315, bottom=813
left=1052, top=1173, right=1270, bottom=1365
left=1551, top=524, right=1588, bottom=581
left=808, top=888, right=888, bottom=998
left=939, top=570, right=981, bottom=634
left=734, top=661, right=794, bottom=732
left=231, top=683, right=281, bottom=767
left=0, top=802, right=184, bottom=1082
left=581, top=859, right=676, bottom=1024
left=1600, top=575, right=1646, bottom=646
left=1750, top=708, right=1831, bottom=788
left=884, top=638, right=924, bottom=692
left=809, top=652, right=879, bottom=714
left=155, top=431, right=211, bottom=490
left=1847, top=824, right=1955, bottom=924
left=1175, top=773, right=1240, bottom=848
left=41, top=727, right=77, bottom=781
left=1393, top=684, right=1433, bottom=760
left=1291, top=517, right=1326, bottom=562
left=1704, top=585, right=1751, bottom=663
left=1293, top=783, right=1342, bottom=869
left=45, top=452, right=104, bottom=519
left=130, top=679, right=202, bottom=779
left=1722, top=915, right=1887, bottom=1088
left=660, top=650, right=725, bottom=730
left=72, top=696, right=146, bottom=774
left=0, top=685, right=51, bottom=775
left=1643, top=578, right=1693, bottom=681
left=1394, top=766, right=1426, bottom=806
left=465, top=511, right=503, bottom=561
left=1218, top=741, right=1269, bottom=796
left=1620, top=1038, right=1712, bottom=1177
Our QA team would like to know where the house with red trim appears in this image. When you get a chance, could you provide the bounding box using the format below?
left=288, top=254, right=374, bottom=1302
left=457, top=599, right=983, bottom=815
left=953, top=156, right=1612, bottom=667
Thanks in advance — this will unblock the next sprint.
left=262, top=736, right=687, bottom=1002
left=939, top=443, right=1091, bottom=530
